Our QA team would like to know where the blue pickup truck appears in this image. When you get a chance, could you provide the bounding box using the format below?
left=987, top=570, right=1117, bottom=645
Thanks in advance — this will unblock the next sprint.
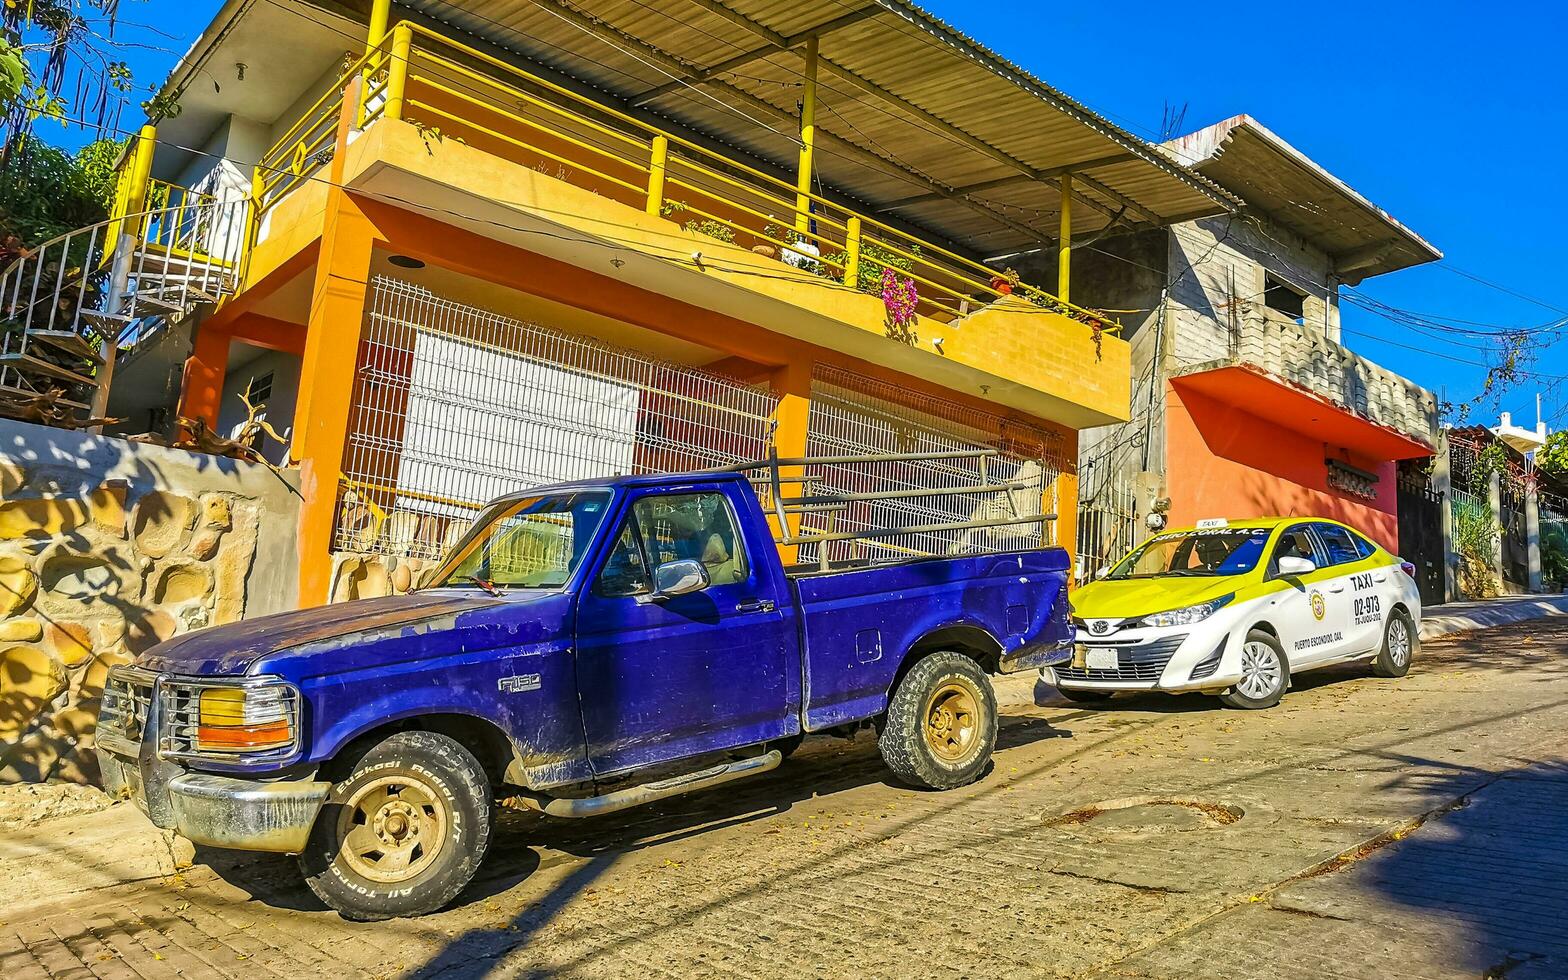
left=96, top=467, right=1071, bottom=919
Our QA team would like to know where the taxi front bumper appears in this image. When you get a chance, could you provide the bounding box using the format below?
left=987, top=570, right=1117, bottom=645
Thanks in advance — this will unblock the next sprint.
left=1044, top=622, right=1245, bottom=693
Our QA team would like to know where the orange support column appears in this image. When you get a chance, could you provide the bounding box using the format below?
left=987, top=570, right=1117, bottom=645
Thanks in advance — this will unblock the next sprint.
left=293, top=78, right=381, bottom=607
left=1050, top=429, right=1080, bottom=587
left=769, top=358, right=813, bottom=565
left=179, top=324, right=231, bottom=429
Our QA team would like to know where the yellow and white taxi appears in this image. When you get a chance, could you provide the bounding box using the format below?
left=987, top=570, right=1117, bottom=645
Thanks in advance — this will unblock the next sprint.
left=1047, top=518, right=1422, bottom=709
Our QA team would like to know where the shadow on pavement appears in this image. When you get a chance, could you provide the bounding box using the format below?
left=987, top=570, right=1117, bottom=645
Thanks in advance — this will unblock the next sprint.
left=1348, top=757, right=1568, bottom=977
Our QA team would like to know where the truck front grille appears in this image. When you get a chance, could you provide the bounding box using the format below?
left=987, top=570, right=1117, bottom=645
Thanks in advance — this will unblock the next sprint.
left=97, top=667, right=156, bottom=756
left=1056, top=634, right=1189, bottom=683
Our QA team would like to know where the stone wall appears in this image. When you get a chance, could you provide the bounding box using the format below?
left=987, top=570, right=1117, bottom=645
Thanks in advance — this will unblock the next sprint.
left=0, top=419, right=300, bottom=782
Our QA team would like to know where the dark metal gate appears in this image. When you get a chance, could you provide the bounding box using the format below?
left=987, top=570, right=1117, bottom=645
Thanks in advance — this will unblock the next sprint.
left=1500, top=481, right=1530, bottom=593
left=1396, top=460, right=1445, bottom=605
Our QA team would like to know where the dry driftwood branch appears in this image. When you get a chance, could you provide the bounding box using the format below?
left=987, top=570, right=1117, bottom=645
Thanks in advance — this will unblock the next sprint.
left=0, top=387, right=122, bottom=430
left=171, top=382, right=295, bottom=483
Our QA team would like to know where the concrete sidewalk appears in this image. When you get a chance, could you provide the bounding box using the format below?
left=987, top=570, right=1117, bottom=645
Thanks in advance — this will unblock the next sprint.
left=1420, top=593, right=1568, bottom=640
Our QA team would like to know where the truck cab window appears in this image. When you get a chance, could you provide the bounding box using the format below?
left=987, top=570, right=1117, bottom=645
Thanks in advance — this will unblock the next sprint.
left=632, top=492, right=748, bottom=586
left=597, top=520, right=652, bottom=597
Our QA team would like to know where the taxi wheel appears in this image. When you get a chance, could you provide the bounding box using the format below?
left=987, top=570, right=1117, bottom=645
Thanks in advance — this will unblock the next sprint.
left=1220, top=630, right=1289, bottom=710
left=1372, top=610, right=1417, bottom=678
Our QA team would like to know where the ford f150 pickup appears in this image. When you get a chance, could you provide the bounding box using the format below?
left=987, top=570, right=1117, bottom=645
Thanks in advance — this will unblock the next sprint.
left=97, top=462, right=1071, bottom=919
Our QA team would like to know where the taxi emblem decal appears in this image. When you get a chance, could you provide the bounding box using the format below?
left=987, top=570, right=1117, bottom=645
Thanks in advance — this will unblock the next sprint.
left=1309, top=590, right=1327, bottom=621
left=1090, top=620, right=1112, bottom=635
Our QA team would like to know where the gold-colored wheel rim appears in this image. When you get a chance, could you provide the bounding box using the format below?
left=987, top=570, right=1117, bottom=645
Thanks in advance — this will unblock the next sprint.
left=338, top=775, right=449, bottom=884
left=924, top=680, right=980, bottom=763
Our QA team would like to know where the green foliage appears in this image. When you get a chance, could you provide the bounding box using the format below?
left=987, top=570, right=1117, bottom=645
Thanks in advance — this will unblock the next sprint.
left=1465, top=440, right=1511, bottom=494
left=0, top=38, right=25, bottom=108
left=1542, top=520, right=1568, bottom=589
left=822, top=239, right=918, bottom=294
left=0, top=134, right=122, bottom=246
left=1538, top=431, right=1568, bottom=479
left=683, top=218, right=735, bottom=243
left=1452, top=499, right=1499, bottom=566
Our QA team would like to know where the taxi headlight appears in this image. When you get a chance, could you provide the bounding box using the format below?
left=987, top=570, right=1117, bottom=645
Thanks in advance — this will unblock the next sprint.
left=1143, top=593, right=1235, bottom=629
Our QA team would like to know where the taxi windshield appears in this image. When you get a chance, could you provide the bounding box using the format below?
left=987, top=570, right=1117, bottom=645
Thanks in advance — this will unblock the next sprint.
left=1108, top=527, right=1272, bottom=580
left=428, top=491, right=611, bottom=590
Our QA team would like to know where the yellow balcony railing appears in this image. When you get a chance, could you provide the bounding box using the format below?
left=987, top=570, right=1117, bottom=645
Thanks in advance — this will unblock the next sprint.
left=253, top=21, right=1117, bottom=334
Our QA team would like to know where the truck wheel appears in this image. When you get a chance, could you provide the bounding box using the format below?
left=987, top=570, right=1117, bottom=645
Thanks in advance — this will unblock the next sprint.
left=1372, top=610, right=1417, bottom=678
left=299, top=730, right=493, bottom=920
left=1219, top=630, right=1289, bottom=710
left=879, top=652, right=997, bottom=790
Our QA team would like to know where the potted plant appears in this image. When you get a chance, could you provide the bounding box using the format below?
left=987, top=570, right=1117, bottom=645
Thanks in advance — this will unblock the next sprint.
left=988, top=267, right=1020, bottom=295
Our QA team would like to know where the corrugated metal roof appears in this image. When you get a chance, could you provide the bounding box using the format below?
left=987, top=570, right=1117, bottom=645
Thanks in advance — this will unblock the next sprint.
left=1165, top=115, right=1442, bottom=283
left=398, top=0, right=1238, bottom=259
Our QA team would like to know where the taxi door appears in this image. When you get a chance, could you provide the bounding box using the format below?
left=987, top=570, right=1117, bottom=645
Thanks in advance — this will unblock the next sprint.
left=1263, top=523, right=1346, bottom=667
left=1309, top=522, right=1388, bottom=656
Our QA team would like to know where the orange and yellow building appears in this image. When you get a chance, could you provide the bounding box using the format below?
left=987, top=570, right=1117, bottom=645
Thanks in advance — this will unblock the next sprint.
left=102, top=0, right=1239, bottom=604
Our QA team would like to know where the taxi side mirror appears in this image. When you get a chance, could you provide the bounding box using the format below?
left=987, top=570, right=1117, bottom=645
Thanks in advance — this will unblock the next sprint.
left=1094, top=567, right=1110, bottom=580
left=1276, top=556, right=1316, bottom=577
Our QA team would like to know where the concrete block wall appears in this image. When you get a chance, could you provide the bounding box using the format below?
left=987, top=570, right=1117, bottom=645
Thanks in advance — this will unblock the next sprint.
left=0, top=420, right=301, bottom=783
left=1168, top=214, right=1436, bottom=446
left=1233, top=314, right=1439, bottom=443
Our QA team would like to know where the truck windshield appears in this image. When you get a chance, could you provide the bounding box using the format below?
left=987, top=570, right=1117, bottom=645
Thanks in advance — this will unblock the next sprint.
left=1107, top=527, right=1272, bottom=579
left=428, top=492, right=611, bottom=591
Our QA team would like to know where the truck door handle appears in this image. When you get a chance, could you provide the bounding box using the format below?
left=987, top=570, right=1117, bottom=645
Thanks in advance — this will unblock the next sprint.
left=736, top=599, right=776, bottom=613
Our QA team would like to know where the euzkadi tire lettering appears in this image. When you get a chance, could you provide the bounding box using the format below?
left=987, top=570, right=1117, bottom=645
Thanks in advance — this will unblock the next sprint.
left=300, top=731, right=492, bottom=921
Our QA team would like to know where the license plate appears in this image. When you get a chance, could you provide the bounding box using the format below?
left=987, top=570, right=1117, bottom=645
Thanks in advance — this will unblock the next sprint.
left=1085, top=646, right=1119, bottom=671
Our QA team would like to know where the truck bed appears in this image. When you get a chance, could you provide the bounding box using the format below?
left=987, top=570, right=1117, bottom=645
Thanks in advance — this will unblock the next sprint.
left=790, top=548, right=1071, bottom=730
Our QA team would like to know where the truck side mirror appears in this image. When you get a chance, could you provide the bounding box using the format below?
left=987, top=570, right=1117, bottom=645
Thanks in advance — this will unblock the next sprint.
left=652, top=559, right=709, bottom=599
left=1276, top=555, right=1316, bottom=577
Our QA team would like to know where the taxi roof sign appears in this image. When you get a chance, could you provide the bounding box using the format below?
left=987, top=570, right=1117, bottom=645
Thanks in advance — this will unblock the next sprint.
left=1195, top=518, right=1230, bottom=529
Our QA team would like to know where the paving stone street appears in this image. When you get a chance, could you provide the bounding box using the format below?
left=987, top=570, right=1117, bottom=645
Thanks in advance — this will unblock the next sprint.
left=5, top=616, right=1568, bottom=979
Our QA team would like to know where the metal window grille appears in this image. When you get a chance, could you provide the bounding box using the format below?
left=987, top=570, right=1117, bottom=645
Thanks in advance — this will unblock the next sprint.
left=336, top=277, right=779, bottom=560
left=1076, top=475, right=1139, bottom=579
left=799, top=364, right=1067, bottom=564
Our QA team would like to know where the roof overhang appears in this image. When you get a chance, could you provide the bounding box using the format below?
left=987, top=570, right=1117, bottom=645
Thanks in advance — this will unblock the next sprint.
left=1172, top=364, right=1436, bottom=460
left=1165, top=115, right=1441, bottom=283
left=390, top=0, right=1237, bottom=255
left=147, top=1, right=1240, bottom=257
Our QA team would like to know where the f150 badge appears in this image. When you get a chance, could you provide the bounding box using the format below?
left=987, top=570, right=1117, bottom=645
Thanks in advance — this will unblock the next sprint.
left=498, top=673, right=542, bottom=693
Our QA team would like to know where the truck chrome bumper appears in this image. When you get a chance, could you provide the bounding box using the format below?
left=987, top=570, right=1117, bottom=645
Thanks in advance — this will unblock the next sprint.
left=99, top=749, right=330, bottom=854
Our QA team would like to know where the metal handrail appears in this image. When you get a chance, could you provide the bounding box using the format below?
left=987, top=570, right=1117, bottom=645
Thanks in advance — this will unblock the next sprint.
left=246, top=19, right=1119, bottom=334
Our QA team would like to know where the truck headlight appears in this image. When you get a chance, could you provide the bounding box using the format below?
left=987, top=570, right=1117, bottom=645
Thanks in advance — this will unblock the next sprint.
left=1142, top=594, right=1235, bottom=629
left=192, top=681, right=298, bottom=755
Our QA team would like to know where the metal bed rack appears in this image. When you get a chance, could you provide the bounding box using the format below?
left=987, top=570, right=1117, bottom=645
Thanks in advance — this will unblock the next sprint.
left=713, top=448, right=1056, bottom=572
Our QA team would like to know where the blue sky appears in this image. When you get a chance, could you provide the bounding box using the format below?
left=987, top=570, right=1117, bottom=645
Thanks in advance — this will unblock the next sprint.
left=40, top=0, right=1568, bottom=431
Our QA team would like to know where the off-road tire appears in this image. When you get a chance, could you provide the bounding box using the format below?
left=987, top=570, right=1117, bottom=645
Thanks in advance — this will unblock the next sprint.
left=300, top=730, right=493, bottom=920
left=1056, top=687, right=1113, bottom=704
left=878, top=651, right=997, bottom=790
left=1372, top=609, right=1417, bottom=678
left=1219, top=630, right=1289, bottom=710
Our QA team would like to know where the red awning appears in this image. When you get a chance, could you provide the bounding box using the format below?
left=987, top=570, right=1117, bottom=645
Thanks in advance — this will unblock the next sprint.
left=1171, top=365, right=1435, bottom=461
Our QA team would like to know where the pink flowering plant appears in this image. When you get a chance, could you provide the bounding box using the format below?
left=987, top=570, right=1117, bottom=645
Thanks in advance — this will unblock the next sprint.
left=880, top=267, right=919, bottom=338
